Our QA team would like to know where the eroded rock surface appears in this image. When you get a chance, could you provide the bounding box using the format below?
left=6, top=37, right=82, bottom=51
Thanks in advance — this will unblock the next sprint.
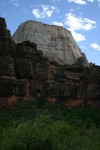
left=12, top=20, right=89, bottom=67
left=0, top=17, right=99, bottom=108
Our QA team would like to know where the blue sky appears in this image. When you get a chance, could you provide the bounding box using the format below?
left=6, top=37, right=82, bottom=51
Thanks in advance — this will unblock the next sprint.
left=0, top=0, right=100, bottom=65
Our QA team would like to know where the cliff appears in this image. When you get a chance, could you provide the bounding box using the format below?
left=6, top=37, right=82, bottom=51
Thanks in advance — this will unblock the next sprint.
left=0, top=17, right=100, bottom=108
left=12, top=20, right=89, bottom=67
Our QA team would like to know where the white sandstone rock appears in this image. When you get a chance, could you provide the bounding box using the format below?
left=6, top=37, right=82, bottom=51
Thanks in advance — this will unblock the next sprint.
left=12, top=20, right=89, bottom=66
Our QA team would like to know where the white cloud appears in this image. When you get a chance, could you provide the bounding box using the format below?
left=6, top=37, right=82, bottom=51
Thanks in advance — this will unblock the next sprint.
left=80, top=45, right=87, bottom=49
left=32, top=5, right=58, bottom=18
left=52, top=21, right=63, bottom=26
left=64, top=12, right=96, bottom=42
left=70, top=29, right=86, bottom=42
left=14, top=3, right=19, bottom=6
left=51, top=0, right=60, bottom=2
left=67, top=0, right=94, bottom=4
left=97, top=0, right=100, bottom=7
left=65, top=13, right=96, bottom=31
left=91, top=43, right=100, bottom=50
left=88, top=0, right=94, bottom=2
left=67, top=0, right=86, bottom=5
left=10, top=0, right=19, bottom=6
left=32, top=9, right=44, bottom=18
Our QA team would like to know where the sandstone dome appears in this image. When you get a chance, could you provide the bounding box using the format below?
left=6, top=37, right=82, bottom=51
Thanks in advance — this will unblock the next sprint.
left=12, top=20, right=89, bottom=66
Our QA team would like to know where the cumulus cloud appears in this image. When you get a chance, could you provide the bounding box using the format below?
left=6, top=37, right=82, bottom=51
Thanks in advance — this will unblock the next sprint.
left=32, top=5, right=58, bottom=18
left=32, top=9, right=43, bottom=18
left=64, top=12, right=96, bottom=42
left=52, top=21, right=63, bottom=26
left=91, top=43, right=100, bottom=50
left=65, top=13, right=96, bottom=31
left=71, top=29, right=86, bottom=42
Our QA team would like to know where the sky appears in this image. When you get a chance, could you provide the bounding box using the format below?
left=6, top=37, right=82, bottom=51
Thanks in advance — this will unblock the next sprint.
left=0, top=0, right=100, bottom=65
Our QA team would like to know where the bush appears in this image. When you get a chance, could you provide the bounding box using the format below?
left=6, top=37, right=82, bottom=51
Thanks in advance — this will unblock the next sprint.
left=0, top=121, right=33, bottom=150
left=0, top=100, right=100, bottom=150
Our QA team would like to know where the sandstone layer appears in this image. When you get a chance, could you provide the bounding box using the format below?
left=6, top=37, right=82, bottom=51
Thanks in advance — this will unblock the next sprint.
left=12, top=20, right=89, bottom=67
left=0, top=17, right=100, bottom=108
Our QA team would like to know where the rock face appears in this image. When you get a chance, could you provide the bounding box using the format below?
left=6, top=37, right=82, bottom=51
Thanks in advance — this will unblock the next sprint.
left=0, top=17, right=99, bottom=108
left=12, top=20, right=89, bottom=67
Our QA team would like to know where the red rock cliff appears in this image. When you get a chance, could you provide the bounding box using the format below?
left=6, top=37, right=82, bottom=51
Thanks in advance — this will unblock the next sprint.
left=0, top=17, right=100, bottom=108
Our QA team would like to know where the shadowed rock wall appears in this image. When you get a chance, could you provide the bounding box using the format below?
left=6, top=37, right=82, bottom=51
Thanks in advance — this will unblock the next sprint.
left=0, top=17, right=99, bottom=108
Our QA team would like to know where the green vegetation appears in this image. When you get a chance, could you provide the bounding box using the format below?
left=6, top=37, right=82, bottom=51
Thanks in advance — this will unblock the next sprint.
left=76, top=57, right=83, bottom=66
left=0, top=98, right=100, bottom=150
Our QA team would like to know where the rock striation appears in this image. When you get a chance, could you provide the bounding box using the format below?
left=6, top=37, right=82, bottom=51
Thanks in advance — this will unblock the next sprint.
left=0, top=17, right=100, bottom=108
left=12, top=20, right=89, bottom=67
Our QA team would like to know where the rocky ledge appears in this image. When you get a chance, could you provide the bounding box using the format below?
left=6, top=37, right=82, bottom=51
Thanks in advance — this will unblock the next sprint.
left=0, top=17, right=100, bottom=108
